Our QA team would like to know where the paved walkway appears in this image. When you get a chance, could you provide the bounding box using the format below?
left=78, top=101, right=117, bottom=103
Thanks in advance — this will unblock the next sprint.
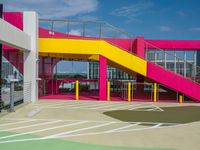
left=0, top=100, right=200, bottom=150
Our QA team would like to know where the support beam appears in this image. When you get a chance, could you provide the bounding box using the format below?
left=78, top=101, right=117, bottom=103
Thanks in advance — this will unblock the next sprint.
left=99, top=55, right=107, bottom=100
left=23, top=12, right=38, bottom=102
left=0, top=19, right=31, bottom=51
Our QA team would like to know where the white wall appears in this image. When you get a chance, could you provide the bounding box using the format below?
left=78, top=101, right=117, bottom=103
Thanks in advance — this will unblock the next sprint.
left=23, top=12, right=38, bottom=102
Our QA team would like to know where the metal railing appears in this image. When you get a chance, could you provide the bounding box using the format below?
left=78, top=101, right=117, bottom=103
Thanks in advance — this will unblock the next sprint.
left=39, top=19, right=135, bottom=53
left=39, top=19, right=200, bottom=85
left=118, top=81, right=153, bottom=101
left=1, top=81, right=25, bottom=111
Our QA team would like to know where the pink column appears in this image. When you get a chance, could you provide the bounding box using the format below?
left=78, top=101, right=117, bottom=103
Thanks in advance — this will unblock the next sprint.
left=134, top=37, right=145, bottom=97
left=99, top=55, right=107, bottom=100
left=135, top=36, right=145, bottom=58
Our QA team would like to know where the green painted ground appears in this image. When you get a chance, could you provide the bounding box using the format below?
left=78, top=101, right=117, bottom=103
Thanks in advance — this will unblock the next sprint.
left=0, top=132, right=176, bottom=150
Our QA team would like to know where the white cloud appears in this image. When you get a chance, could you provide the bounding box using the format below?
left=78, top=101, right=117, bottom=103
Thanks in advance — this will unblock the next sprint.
left=1, top=0, right=98, bottom=19
left=69, top=29, right=81, bottom=36
left=111, top=1, right=154, bottom=22
left=159, top=26, right=172, bottom=32
left=190, top=27, right=200, bottom=32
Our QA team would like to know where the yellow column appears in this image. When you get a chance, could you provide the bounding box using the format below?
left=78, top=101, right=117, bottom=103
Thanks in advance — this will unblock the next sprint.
left=179, top=94, right=183, bottom=103
left=128, top=82, right=131, bottom=102
left=107, top=81, right=110, bottom=101
left=153, top=83, right=157, bottom=102
left=75, top=80, right=79, bottom=100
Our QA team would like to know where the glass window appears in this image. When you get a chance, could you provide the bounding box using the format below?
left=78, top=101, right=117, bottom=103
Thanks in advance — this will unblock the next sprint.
left=186, top=63, right=192, bottom=77
left=147, top=50, right=155, bottom=61
left=186, top=51, right=194, bottom=61
left=156, top=50, right=164, bottom=61
left=166, top=50, right=175, bottom=61
left=166, top=62, right=174, bottom=71
left=176, top=62, right=184, bottom=76
left=175, top=51, right=185, bottom=60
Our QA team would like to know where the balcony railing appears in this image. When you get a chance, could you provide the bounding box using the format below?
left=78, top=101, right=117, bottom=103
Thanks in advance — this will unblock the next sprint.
left=39, top=19, right=200, bottom=85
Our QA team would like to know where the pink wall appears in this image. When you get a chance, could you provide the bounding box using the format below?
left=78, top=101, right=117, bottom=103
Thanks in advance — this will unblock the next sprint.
left=146, top=39, right=200, bottom=50
left=147, top=62, right=200, bottom=101
left=3, top=12, right=23, bottom=50
left=2, top=12, right=24, bottom=73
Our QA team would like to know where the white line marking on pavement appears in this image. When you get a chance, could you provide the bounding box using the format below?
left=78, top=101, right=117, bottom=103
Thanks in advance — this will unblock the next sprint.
left=152, top=104, right=164, bottom=111
left=107, top=104, right=136, bottom=110
left=0, top=121, right=88, bottom=140
left=0, top=123, right=184, bottom=144
left=73, top=102, right=106, bottom=109
left=60, top=123, right=181, bottom=138
left=0, top=120, right=36, bottom=127
left=128, top=104, right=154, bottom=110
left=46, top=122, right=115, bottom=138
left=90, top=102, right=127, bottom=110
left=0, top=120, right=62, bottom=132
left=106, top=123, right=140, bottom=133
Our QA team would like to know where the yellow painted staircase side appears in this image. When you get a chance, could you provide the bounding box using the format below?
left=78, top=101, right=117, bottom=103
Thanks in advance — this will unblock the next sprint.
left=38, top=38, right=147, bottom=76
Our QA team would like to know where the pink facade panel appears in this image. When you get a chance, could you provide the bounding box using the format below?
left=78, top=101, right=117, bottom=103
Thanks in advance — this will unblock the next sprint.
left=146, top=39, right=200, bottom=50
left=147, top=62, right=200, bottom=101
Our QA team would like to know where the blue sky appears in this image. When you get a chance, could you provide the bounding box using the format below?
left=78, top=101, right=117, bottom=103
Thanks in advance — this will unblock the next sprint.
left=2, top=0, right=200, bottom=40
left=1, top=0, right=200, bottom=73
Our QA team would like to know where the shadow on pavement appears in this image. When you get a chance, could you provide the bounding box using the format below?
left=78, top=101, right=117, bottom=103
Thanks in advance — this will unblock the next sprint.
left=103, top=106, right=200, bottom=124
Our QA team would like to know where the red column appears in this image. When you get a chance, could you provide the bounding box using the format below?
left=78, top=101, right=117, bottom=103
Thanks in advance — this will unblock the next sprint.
left=99, top=55, right=107, bottom=100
